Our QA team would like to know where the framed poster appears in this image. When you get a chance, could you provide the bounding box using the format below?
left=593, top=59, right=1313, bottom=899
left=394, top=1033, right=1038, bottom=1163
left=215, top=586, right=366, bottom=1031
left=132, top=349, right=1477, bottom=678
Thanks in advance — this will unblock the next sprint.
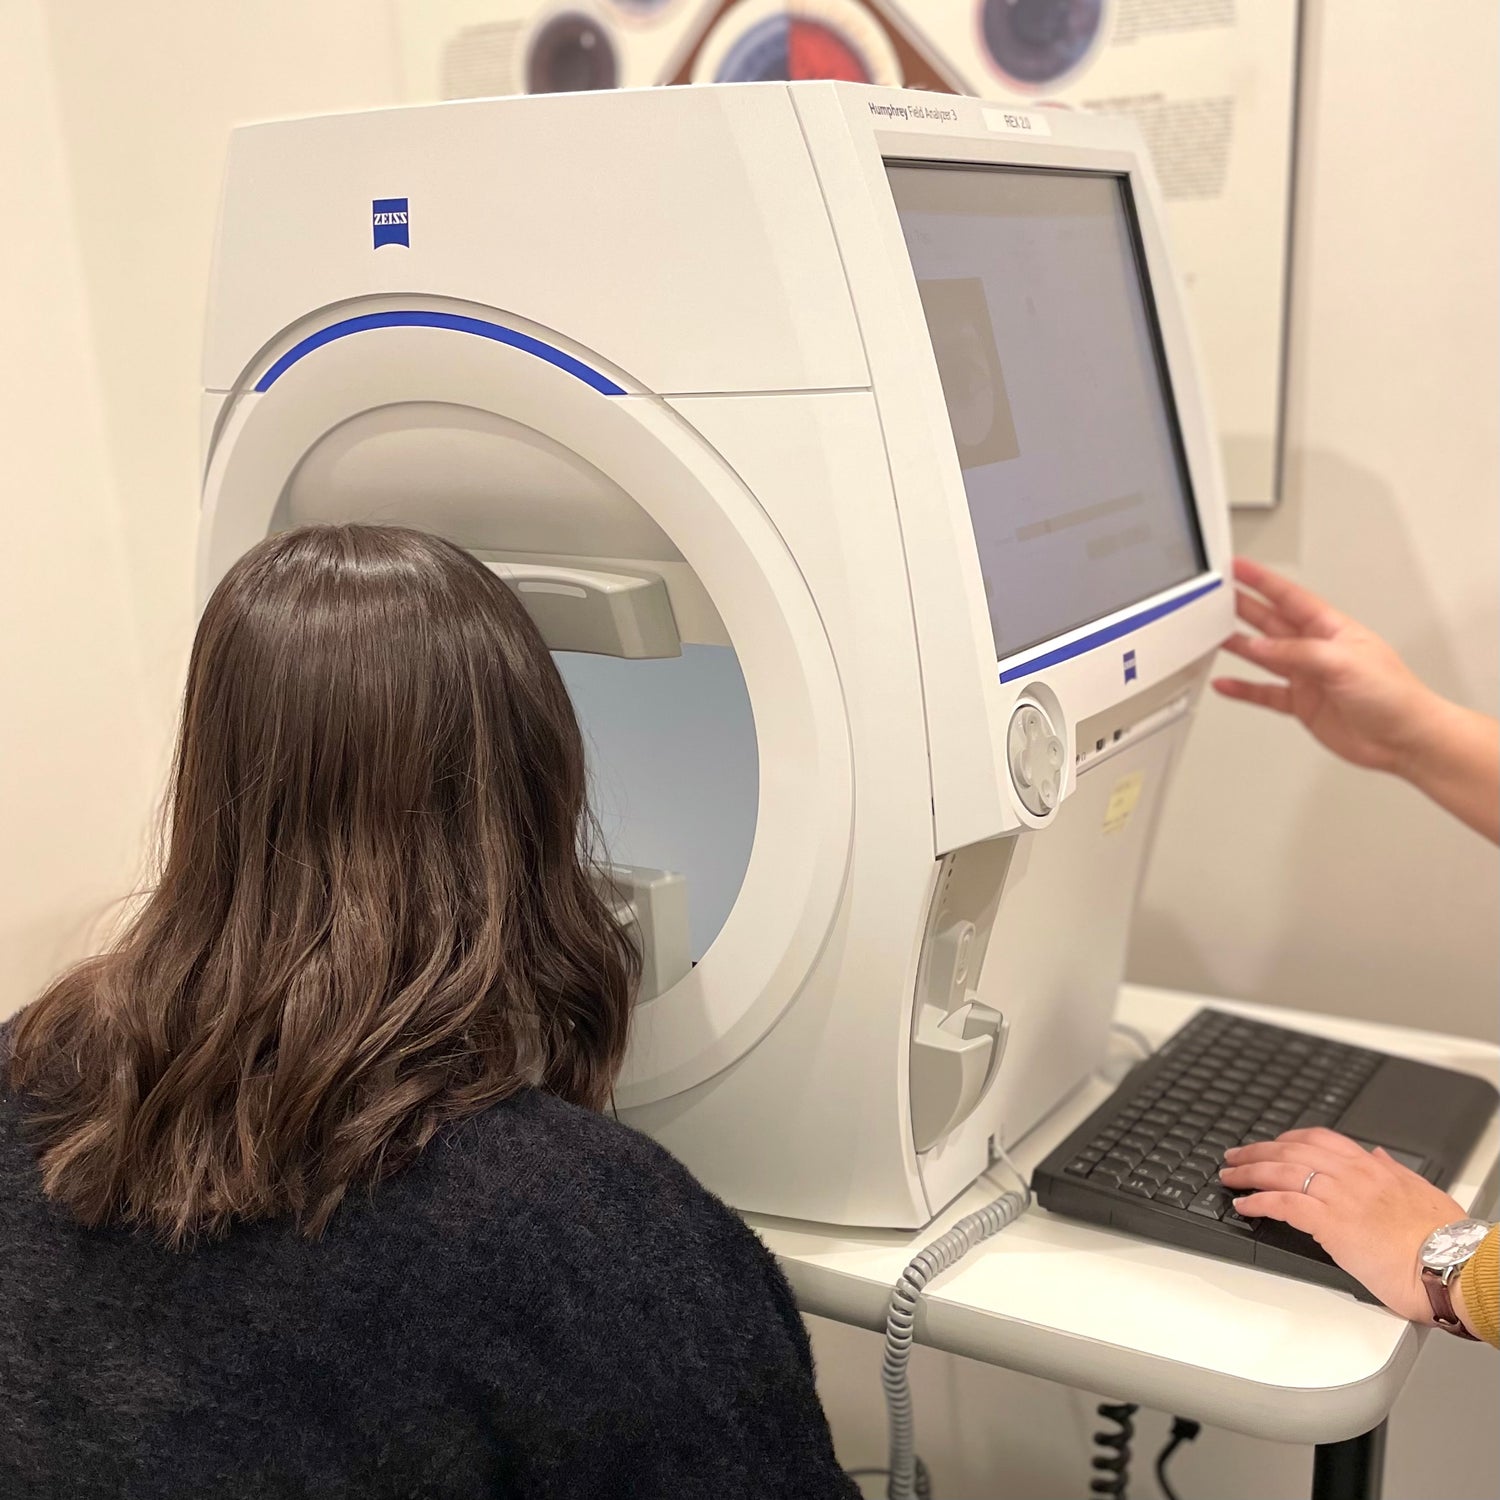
left=392, top=0, right=1301, bottom=507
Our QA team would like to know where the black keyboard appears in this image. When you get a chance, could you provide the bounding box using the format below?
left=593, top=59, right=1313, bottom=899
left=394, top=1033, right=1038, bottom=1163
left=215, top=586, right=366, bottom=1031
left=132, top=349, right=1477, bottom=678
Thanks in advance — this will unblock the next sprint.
left=1034, top=1008, right=1499, bottom=1296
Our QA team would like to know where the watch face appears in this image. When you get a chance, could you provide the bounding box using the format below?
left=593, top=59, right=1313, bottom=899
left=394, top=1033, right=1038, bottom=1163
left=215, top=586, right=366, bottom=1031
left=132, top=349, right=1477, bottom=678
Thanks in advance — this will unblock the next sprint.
left=1420, top=1218, right=1491, bottom=1271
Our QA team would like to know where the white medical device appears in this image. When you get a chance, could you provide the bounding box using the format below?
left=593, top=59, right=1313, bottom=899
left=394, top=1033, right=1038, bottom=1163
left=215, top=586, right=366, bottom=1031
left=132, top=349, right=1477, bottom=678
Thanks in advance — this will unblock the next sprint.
left=199, top=81, right=1232, bottom=1229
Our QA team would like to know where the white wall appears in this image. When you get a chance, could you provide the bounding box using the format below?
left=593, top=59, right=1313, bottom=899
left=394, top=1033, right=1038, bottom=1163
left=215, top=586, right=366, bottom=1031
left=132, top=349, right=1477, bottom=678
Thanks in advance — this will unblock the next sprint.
left=3, top=0, right=1495, bottom=1496
left=40, top=0, right=406, bottom=742
left=0, top=0, right=156, bottom=1017
left=1131, top=0, right=1500, bottom=1045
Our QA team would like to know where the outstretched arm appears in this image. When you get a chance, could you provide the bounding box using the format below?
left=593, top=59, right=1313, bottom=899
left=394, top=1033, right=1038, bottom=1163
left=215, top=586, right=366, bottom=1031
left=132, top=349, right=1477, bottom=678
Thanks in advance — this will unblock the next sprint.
left=1214, top=557, right=1499, bottom=843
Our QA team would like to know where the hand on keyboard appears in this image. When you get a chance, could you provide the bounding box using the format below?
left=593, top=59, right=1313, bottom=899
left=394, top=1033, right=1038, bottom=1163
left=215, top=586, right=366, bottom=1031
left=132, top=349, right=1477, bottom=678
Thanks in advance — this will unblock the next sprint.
left=1219, top=1127, right=1466, bottom=1323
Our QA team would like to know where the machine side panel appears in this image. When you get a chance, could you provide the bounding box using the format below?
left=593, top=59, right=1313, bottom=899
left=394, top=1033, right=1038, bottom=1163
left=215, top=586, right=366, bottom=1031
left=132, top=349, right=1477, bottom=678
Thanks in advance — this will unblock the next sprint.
left=914, top=708, right=1196, bottom=1214
left=204, top=86, right=868, bottom=397
left=990, top=718, right=1187, bottom=1140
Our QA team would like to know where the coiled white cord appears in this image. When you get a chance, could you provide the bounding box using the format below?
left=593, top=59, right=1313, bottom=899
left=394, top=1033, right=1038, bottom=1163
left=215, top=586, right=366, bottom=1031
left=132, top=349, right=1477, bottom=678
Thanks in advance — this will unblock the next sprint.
left=880, top=1158, right=1030, bottom=1500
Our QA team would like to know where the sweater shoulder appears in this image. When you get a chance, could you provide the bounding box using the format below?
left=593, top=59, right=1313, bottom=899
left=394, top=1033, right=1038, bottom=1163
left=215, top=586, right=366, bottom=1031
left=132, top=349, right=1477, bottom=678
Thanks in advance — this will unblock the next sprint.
left=399, top=1089, right=765, bottom=1258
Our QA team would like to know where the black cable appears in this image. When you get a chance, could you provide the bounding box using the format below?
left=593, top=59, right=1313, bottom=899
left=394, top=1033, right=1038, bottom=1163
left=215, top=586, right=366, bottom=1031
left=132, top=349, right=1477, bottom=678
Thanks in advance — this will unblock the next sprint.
left=1089, top=1401, right=1137, bottom=1497
left=1153, top=1416, right=1201, bottom=1500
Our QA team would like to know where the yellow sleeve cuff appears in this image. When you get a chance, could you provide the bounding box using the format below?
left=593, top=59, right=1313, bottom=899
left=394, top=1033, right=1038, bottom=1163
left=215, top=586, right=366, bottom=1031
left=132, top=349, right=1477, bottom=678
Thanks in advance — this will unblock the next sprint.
left=1458, top=1224, right=1499, bottom=1347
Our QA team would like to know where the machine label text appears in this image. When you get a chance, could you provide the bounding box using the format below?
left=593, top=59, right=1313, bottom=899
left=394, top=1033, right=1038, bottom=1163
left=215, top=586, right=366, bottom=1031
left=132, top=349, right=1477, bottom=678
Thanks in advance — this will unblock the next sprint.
left=981, top=107, right=1053, bottom=139
left=867, top=100, right=961, bottom=126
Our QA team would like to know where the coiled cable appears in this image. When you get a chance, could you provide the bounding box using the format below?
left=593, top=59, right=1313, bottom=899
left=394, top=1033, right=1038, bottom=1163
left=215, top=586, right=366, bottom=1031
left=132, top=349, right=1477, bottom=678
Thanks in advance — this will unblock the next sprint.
left=1089, top=1401, right=1138, bottom=1497
left=880, top=1177, right=1029, bottom=1500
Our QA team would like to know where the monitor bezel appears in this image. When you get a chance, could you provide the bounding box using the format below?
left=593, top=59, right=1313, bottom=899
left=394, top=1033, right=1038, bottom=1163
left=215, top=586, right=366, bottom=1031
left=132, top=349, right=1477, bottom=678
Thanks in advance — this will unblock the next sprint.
left=882, top=156, right=1212, bottom=663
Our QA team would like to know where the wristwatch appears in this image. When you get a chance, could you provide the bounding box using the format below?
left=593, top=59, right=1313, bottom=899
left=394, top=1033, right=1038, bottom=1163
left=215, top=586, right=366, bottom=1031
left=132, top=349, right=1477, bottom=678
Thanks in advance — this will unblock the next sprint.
left=1418, top=1217, right=1490, bottom=1338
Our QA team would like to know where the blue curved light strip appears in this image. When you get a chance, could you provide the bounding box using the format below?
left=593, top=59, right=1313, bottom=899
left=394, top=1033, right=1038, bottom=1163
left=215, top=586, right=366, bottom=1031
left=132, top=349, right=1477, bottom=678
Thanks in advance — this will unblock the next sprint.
left=253, top=310, right=626, bottom=395
left=997, top=577, right=1223, bottom=683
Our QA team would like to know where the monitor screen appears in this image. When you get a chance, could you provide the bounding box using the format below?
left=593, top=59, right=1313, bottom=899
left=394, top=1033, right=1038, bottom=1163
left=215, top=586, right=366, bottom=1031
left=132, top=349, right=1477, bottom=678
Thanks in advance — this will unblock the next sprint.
left=886, top=162, right=1207, bottom=661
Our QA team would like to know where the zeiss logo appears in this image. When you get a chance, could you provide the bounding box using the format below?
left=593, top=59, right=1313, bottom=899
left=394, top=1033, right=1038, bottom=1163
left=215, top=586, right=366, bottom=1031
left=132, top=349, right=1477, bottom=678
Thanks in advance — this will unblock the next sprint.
left=1123, top=649, right=1138, bottom=684
left=372, top=198, right=409, bottom=249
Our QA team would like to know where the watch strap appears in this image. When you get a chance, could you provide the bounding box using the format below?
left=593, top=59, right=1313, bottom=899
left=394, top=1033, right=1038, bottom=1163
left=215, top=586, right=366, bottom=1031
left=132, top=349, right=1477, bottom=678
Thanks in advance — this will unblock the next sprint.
left=1422, top=1263, right=1479, bottom=1340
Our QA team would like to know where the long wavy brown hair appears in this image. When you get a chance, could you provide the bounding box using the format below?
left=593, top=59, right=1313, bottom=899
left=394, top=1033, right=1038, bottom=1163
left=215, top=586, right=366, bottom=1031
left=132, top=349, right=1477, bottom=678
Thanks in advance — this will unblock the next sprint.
left=8, top=524, right=638, bottom=1246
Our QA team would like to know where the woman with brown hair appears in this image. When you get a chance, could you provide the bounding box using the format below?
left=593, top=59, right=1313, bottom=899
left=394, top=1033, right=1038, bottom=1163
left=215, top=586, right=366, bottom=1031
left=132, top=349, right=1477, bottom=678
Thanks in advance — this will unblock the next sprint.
left=0, top=524, right=856, bottom=1499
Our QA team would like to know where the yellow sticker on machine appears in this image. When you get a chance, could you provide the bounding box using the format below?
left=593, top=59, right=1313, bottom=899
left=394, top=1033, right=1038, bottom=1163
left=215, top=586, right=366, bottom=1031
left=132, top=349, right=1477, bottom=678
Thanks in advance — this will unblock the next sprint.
left=1103, top=771, right=1145, bottom=836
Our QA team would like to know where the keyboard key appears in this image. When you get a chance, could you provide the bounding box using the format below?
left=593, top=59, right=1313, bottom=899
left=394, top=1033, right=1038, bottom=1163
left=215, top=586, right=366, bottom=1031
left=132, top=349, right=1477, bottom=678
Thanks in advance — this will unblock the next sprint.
left=1165, top=1125, right=1199, bottom=1146
left=1294, top=1110, right=1339, bottom=1131
left=1091, top=1165, right=1127, bottom=1190
left=1154, top=1183, right=1195, bottom=1209
left=1187, top=1185, right=1233, bottom=1218
left=1121, top=1174, right=1159, bottom=1198
left=1064, top=1157, right=1094, bottom=1176
left=1100, top=1152, right=1137, bottom=1176
left=1145, top=1145, right=1186, bottom=1168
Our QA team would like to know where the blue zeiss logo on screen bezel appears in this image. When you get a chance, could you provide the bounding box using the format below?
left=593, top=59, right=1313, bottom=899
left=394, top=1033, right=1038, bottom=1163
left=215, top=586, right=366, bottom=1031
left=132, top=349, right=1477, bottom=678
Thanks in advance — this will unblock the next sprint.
left=372, top=198, right=409, bottom=249
left=1123, top=649, right=1138, bottom=684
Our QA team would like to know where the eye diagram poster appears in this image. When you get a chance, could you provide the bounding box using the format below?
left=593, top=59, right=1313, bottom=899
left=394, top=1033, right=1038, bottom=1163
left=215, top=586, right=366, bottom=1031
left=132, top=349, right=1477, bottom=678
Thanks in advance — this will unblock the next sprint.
left=393, top=0, right=1301, bottom=508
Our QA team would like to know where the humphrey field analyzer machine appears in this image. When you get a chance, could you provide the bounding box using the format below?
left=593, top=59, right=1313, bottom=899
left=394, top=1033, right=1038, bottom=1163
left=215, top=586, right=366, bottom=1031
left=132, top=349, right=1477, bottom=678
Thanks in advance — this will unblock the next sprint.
left=196, top=81, right=1496, bottom=1289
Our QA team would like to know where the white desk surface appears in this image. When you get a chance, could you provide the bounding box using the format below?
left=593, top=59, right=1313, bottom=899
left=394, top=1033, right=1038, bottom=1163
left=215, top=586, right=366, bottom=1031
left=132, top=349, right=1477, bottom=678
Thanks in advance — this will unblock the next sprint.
left=748, top=985, right=1500, bottom=1446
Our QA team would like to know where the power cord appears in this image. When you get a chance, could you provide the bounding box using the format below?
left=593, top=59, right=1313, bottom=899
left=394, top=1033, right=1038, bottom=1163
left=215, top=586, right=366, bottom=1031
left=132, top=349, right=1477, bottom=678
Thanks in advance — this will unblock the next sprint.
left=1154, top=1416, right=1201, bottom=1500
left=878, top=1154, right=1031, bottom=1500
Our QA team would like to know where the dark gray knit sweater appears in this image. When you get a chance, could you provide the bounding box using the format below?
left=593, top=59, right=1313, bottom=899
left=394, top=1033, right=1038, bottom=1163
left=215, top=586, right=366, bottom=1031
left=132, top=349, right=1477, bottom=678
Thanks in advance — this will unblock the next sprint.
left=0, top=1036, right=857, bottom=1500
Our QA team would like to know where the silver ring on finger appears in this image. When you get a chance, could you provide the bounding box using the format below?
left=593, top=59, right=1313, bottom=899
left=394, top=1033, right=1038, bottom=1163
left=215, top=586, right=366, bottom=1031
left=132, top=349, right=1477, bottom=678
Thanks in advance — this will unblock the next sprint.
left=1301, top=1169, right=1319, bottom=1195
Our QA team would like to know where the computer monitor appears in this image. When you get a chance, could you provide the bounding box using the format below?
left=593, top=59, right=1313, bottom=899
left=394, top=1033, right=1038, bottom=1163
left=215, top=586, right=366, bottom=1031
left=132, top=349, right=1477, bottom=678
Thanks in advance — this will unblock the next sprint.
left=886, top=162, right=1208, bottom=662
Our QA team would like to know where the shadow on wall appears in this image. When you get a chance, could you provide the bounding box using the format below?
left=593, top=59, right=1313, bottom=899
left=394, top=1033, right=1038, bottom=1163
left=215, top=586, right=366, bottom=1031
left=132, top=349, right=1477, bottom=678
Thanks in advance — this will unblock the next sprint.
left=1129, top=447, right=1500, bottom=1040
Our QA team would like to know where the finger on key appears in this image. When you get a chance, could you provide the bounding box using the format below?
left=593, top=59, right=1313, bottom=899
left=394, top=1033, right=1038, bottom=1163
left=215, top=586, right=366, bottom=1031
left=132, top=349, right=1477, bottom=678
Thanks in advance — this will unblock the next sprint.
left=1219, top=1160, right=1336, bottom=1197
left=1230, top=1190, right=1328, bottom=1236
left=1222, top=1140, right=1331, bottom=1169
